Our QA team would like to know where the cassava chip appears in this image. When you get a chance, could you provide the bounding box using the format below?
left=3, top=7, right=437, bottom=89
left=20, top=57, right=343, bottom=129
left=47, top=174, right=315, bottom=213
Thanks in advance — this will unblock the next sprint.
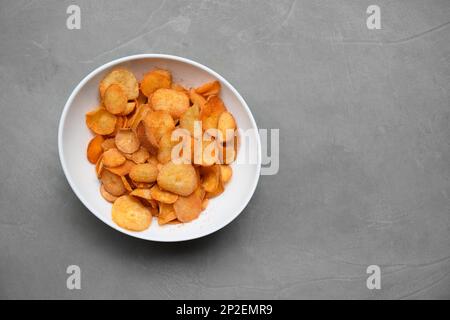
left=180, top=104, right=200, bottom=136
left=99, top=68, right=139, bottom=100
left=200, top=165, right=220, bottom=192
left=150, top=185, right=178, bottom=204
left=115, top=129, right=140, bottom=154
left=105, top=160, right=135, bottom=176
left=129, top=188, right=152, bottom=200
left=220, top=165, right=233, bottom=184
left=195, top=80, right=221, bottom=97
left=151, top=88, right=189, bottom=119
left=136, top=121, right=158, bottom=155
left=112, top=195, right=151, bottom=231
left=157, top=162, right=198, bottom=196
left=217, top=111, right=236, bottom=142
left=100, top=170, right=126, bottom=196
left=103, top=148, right=126, bottom=168
left=129, top=104, right=151, bottom=131
left=104, top=84, right=127, bottom=115
left=121, top=176, right=133, bottom=192
left=189, top=89, right=207, bottom=109
left=124, top=147, right=150, bottom=164
left=141, top=69, right=172, bottom=97
left=87, top=135, right=104, bottom=164
left=86, top=107, right=117, bottom=135
left=101, top=138, right=116, bottom=151
left=173, top=192, right=202, bottom=223
left=206, top=181, right=224, bottom=199
left=95, top=154, right=104, bottom=178
left=129, top=163, right=158, bottom=183
left=158, top=203, right=177, bottom=225
left=120, top=101, right=136, bottom=116
left=100, top=184, right=118, bottom=203
left=143, top=111, right=175, bottom=142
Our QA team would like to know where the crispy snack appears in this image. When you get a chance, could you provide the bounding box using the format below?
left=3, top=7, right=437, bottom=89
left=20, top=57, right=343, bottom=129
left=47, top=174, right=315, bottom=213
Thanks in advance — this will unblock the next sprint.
left=143, top=111, right=175, bottom=142
left=100, top=170, right=126, bottom=196
left=141, top=69, right=172, bottom=97
left=151, top=88, right=189, bottom=119
left=150, top=185, right=178, bottom=204
left=105, top=160, right=135, bottom=176
left=173, top=192, right=202, bottom=223
left=87, top=135, right=104, bottom=164
left=86, top=107, right=117, bottom=135
left=99, top=68, right=139, bottom=100
left=129, top=188, right=152, bottom=200
left=157, top=162, right=198, bottom=196
left=100, top=184, right=118, bottom=203
left=101, top=138, right=116, bottom=151
left=85, top=67, right=239, bottom=231
left=104, top=84, right=127, bottom=115
left=129, top=163, right=158, bottom=183
left=115, top=129, right=140, bottom=154
left=112, top=195, right=151, bottom=231
left=217, top=111, right=236, bottom=142
left=195, top=80, right=221, bottom=97
left=158, top=203, right=177, bottom=225
left=103, top=148, right=126, bottom=168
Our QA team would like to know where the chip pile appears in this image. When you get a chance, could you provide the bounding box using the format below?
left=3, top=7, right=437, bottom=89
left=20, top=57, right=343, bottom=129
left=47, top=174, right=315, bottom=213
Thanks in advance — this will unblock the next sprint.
left=86, top=68, right=237, bottom=231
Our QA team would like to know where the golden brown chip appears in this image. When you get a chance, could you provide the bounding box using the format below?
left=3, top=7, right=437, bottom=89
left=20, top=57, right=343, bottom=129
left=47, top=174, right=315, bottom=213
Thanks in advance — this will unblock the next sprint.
left=151, top=88, right=189, bottom=119
left=206, top=182, right=224, bottom=199
left=112, top=195, right=152, bottom=231
left=136, top=121, right=159, bottom=155
left=99, top=68, right=139, bottom=100
left=189, top=89, right=207, bottom=110
left=115, top=128, right=140, bottom=154
left=201, top=198, right=209, bottom=210
left=124, top=147, right=150, bottom=164
left=172, top=83, right=188, bottom=94
left=220, top=165, right=233, bottom=184
left=121, top=176, right=133, bottom=192
left=150, top=185, right=178, bottom=204
left=158, top=203, right=177, bottom=225
left=173, top=192, right=202, bottom=223
left=86, top=107, right=117, bottom=135
left=143, top=111, right=175, bottom=142
left=217, top=111, right=236, bottom=142
left=195, top=80, right=221, bottom=97
left=101, top=138, right=116, bottom=151
left=87, top=135, right=104, bottom=164
left=140, top=69, right=172, bottom=97
left=180, top=104, right=200, bottom=136
left=100, top=184, right=118, bottom=203
left=129, top=163, right=158, bottom=183
left=105, top=160, right=135, bottom=176
left=120, top=101, right=136, bottom=116
left=103, top=148, right=126, bottom=168
left=95, top=154, right=104, bottom=178
left=100, top=170, right=126, bottom=196
left=129, top=188, right=152, bottom=200
left=157, top=162, right=198, bottom=196
left=129, top=104, right=151, bottom=131
left=104, top=84, right=127, bottom=115
left=200, top=165, right=220, bottom=193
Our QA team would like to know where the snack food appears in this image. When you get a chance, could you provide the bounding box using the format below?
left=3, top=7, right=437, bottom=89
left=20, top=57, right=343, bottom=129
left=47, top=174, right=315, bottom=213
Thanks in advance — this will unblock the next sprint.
left=85, top=68, right=238, bottom=231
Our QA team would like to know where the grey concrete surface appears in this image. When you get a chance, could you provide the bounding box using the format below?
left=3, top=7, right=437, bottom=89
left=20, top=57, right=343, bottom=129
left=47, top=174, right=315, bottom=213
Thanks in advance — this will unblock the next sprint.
left=0, top=0, right=449, bottom=299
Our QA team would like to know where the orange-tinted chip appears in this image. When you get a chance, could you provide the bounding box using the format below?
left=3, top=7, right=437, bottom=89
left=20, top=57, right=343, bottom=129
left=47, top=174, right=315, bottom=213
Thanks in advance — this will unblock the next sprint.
left=220, top=165, right=233, bottom=184
left=151, top=88, right=189, bottom=119
left=140, top=69, right=172, bottom=97
left=100, top=170, right=126, bottom=196
left=150, top=185, right=178, bottom=204
left=105, top=160, right=135, bottom=176
left=129, top=188, right=152, bottom=200
left=158, top=203, right=177, bottom=225
left=112, top=195, right=151, bottom=231
left=104, top=84, right=127, bottom=115
left=195, top=80, right=221, bottom=97
left=217, top=111, right=236, bottom=142
left=87, top=135, right=104, bottom=164
left=200, top=165, right=220, bottom=192
left=189, top=89, right=207, bottom=110
left=157, top=162, right=198, bottom=196
left=129, top=163, right=158, bottom=183
left=100, top=184, right=118, bottom=203
left=101, top=138, right=116, bottom=151
left=136, top=121, right=159, bottom=155
left=129, top=104, right=151, bottom=131
left=180, top=104, right=200, bottom=136
left=124, top=147, right=150, bottom=164
left=143, top=110, right=175, bottom=142
left=103, top=148, right=126, bottom=168
left=86, top=107, right=117, bottom=135
left=99, top=68, right=139, bottom=100
left=115, top=128, right=140, bottom=154
left=120, top=101, right=136, bottom=116
left=121, top=176, right=133, bottom=192
left=173, top=192, right=202, bottom=223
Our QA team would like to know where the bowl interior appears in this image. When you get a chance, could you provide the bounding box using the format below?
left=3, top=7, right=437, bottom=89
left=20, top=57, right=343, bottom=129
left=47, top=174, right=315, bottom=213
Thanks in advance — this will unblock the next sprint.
left=59, top=55, right=260, bottom=241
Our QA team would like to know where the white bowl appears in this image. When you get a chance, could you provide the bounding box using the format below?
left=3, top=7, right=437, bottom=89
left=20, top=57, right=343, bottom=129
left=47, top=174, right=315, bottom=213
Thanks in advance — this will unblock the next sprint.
left=58, top=54, right=261, bottom=242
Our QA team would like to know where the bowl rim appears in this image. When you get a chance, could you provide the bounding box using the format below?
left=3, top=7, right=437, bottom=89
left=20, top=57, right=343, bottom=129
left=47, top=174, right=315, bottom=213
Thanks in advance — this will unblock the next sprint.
left=58, top=53, right=261, bottom=242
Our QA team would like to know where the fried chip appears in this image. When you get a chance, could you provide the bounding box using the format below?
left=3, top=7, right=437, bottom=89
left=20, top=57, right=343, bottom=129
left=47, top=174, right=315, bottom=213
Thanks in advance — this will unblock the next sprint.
left=180, top=104, right=200, bottom=136
left=151, top=88, right=189, bottom=119
left=124, top=147, right=150, bottom=164
left=95, top=154, right=104, bottom=178
left=100, top=184, right=118, bottom=203
left=87, top=135, right=104, bottom=164
left=129, top=188, right=152, bottom=200
left=143, top=110, right=175, bottom=142
left=120, top=101, right=136, bottom=116
left=86, top=107, right=117, bottom=135
left=173, top=192, right=202, bottom=223
left=112, top=195, right=151, bottom=231
left=140, top=69, right=172, bottom=97
left=217, top=111, right=236, bottom=142
left=103, top=148, right=126, bottom=168
left=200, top=165, right=220, bottom=193
left=136, top=121, right=158, bottom=155
left=201, top=198, right=209, bottom=210
left=157, top=162, right=198, bottom=196
left=121, top=175, right=133, bottom=192
left=189, top=89, right=207, bottom=110
left=99, top=68, right=139, bottom=100
left=206, top=181, right=224, bottom=199
left=158, top=203, right=177, bottom=225
left=101, top=138, right=116, bottom=151
left=100, top=170, right=126, bottom=196
left=115, top=128, right=140, bottom=154
left=129, top=163, right=158, bottom=183
left=129, top=103, right=151, bottom=131
left=220, top=165, right=233, bottom=184
left=104, top=84, right=127, bottom=115
left=150, top=185, right=178, bottom=204
left=105, top=160, right=135, bottom=176
left=195, top=80, right=221, bottom=97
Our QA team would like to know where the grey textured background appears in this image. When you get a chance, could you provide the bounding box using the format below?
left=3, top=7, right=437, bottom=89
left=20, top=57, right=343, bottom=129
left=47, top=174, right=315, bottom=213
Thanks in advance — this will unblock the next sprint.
left=0, top=0, right=449, bottom=299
